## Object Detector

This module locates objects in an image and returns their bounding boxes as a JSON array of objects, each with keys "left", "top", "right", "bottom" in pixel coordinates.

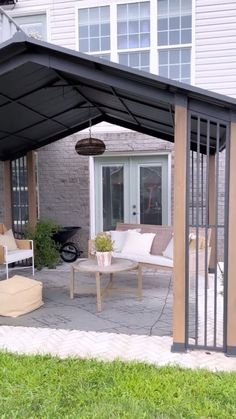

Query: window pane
[
  {"left": 79, "top": 26, "right": 88, "bottom": 38},
  {"left": 158, "top": 31, "right": 168, "bottom": 45},
  {"left": 169, "top": 30, "right": 180, "bottom": 44},
  {"left": 129, "top": 34, "right": 139, "bottom": 48},
  {"left": 117, "top": 4, "right": 127, "bottom": 20},
  {"left": 158, "top": 18, "right": 168, "bottom": 30},
  {"left": 90, "top": 24, "right": 99, "bottom": 37},
  {"left": 129, "top": 20, "right": 139, "bottom": 34},
  {"left": 181, "top": 63, "right": 190, "bottom": 77},
  {"left": 140, "top": 2, "right": 150, "bottom": 18},
  {"left": 141, "top": 52, "right": 149, "bottom": 65},
  {"left": 103, "top": 166, "right": 124, "bottom": 231},
  {"left": 101, "top": 37, "right": 110, "bottom": 50},
  {"left": 89, "top": 8, "right": 99, "bottom": 23},
  {"left": 181, "top": 29, "right": 191, "bottom": 43},
  {"left": 130, "top": 52, "right": 139, "bottom": 66},
  {"left": 181, "top": 48, "right": 190, "bottom": 61},
  {"left": 170, "top": 16, "right": 180, "bottom": 29},
  {"left": 118, "top": 22, "right": 127, "bottom": 35},
  {"left": 119, "top": 54, "right": 129, "bottom": 65},
  {"left": 159, "top": 65, "right": 168, "bottom": 77},
  {"left": 158, "top": 0, "right": 168, "bottom": 15},
  {"left": 101, "top": 6, "right": 110, "bottom": 21},
  {"left": 128, "top": 3, "right": 139, "bottom": 18},
  {"left": 181, "top": 15, "right": 191, "bottom": 28},
  {"left": 79, "top": 9, "right": 88, "bottom": 24},
  {"left": 118, "top": 35, "right": 128, "bottom": 49},
  {"left": 90, "top": 38, "right": 100, "bottom": 51},
  {"left": 101, "top": 23, "right": 110, "bottom": 36},
  {"left": 140, "top": 19, "right": 150, "bottom": 33},
  {"left": 170, "top": 64, "right": 180, "bottom": 78},
  {"left": 159, "top": 50, "right": 168, "bottom": 64},
  {"left": 79, "top": 39, "right": 89, "bottom": 52},
  {"left": 140, "top": 33, "right": 150, "bottom": 47},
  {"left": 170, "top": 49, "right": 179, "bottom": 63}
]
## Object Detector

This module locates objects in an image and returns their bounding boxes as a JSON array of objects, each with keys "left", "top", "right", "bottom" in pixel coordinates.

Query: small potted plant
[{"left": 94, "top": 232, "right": 113, "bottom": 267}]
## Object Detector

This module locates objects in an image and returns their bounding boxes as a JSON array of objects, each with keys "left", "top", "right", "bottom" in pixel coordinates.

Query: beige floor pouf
[{"left": 0, "top": 275, "right": 43, "bottom": 317}]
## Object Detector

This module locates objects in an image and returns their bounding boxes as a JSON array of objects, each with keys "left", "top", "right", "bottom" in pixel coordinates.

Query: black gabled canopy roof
[{"left": 0, "top": 32, "right": 236, "bottom": 161}]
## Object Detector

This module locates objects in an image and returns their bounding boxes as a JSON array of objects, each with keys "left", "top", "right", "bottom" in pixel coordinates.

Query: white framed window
[
  {"left": 119, "top": 50, "right": 150, "bottom": 71},
  {"left": 78, "top": 6, "right": 110, "bottom": 53},
  {"left": 13, "top": 14, "right": 47, "bottom": 40},
  {"left": 117, "top": 2, "right": 150, "bottom": 50},
  {"left": 157, "top": 0, "right": 192, "bottom": 46},
  {"left": 159, "top": 47, "right": 191, "bottom": 82},
  {"left": 77, "top": 0, "right": 192, "bottom": 82}
]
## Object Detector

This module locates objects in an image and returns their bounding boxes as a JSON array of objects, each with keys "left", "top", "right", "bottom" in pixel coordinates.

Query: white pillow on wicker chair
[{"left": 0, "top": 231, "right": 18, "bottom": 250}]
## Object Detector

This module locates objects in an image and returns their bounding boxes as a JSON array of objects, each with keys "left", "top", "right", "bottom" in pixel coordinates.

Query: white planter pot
[{"left": 96, "top": 251, "right": 112, "bottom": 267}]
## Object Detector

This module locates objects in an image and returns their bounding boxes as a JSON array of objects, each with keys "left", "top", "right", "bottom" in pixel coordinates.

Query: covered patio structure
[{"left": 0, "top": 32, "right": 235, "bottom": 355}]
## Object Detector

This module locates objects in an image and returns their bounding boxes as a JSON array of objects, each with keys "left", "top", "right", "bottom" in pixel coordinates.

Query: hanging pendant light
[{"left": 75, "top": 115, "right": 106, "bottom": 156}]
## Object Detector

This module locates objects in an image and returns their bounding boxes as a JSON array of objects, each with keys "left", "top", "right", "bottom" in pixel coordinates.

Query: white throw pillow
[
  {"left": 162, "top": 237, "right": 173, "bottom": 260},
  {"left": 110, "top": 230, "right": 128, "bottom": 252},
  {"left": 110, "top": 229, "right": 141, "bottom": 253},
  {"left": 122, "top": 230, "right": 155, "bottom": 256},
  {"left": 0, "top": 231, "right": 18, "bottom": 250}
]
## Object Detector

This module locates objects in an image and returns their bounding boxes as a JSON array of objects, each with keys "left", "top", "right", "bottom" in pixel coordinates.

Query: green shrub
[{"left": 25, "top": 219, "right": 61, "bottom": 269}]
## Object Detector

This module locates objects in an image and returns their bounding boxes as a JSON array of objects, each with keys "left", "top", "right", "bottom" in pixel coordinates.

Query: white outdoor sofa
[
  {"left": 89, "top": 223, "right": 212, "bottom": 277},
  {"left": 0, "top": 224, "right": 34, "bottom": 279}
]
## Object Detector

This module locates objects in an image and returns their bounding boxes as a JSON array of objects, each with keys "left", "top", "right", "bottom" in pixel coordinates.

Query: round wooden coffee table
[{"left": 70, "top": 258, "right": 142, "bottom": 312}]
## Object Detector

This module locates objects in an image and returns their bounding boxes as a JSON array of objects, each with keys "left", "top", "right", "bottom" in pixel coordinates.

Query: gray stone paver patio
[
  {"left": 0, "top": 264, "right": 173, "bottom": 336},
  {"left": 0, "top": 264, "right": 235, "bottom": 372}
]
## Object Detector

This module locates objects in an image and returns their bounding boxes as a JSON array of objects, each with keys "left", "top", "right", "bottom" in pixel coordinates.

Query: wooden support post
[
  {"left": 226, "top": 120, "right": 236, "bottom": 356},
  {"left": 208, "top": 155, "right": 216, "bottom": 272},
  {"left": 27, "top": 151, "right": 37, "bottom": 229},
  {"left": 171, "top": 98, "right": 188, "bottom": 352},
  {"left": 3, "top": 161, "right": 12, "bottom": 229}
]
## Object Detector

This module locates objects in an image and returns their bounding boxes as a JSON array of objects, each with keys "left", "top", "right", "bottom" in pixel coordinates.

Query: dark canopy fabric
[{"left": 0, "top": 32, "right": 236, "bottom": 160}]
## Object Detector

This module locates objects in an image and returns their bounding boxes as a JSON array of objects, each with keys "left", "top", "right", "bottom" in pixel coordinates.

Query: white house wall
[{"left": 195, "top": 0, "right": 236, "bottom": 97}]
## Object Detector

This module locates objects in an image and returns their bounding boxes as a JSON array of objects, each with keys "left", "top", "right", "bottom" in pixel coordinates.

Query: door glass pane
[
  {"left": 102, "top": 166, "right": 124, "bottom": 231},
  {"left": 140, "top": 166, "right": 162, "bottom": 225}
]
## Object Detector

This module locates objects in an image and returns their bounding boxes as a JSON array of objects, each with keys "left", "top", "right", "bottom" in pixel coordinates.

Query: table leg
[
  {"left": 137, "top": 265, "right": 143, "bottom": 300},
  {"left": 70, "top": 266, "right": 75, "bottom": 299},
  {"left": 95, "top": 272, "right": 102, "bottom": 312}
]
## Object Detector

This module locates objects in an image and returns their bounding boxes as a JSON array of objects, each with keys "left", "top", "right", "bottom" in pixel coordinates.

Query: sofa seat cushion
[
  {"left": 0, "top": 275, "right": 43, "bottom": 317},
  {"left": 5, "top": 249, "right": 33, "bottom": 263},
  {"left": 112, "top": 252, "right": 173, "bottom": 268}
]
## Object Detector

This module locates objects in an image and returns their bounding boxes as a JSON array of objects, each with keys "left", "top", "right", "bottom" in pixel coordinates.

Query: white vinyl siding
[{"left": 195, "top": 0, "right": 236, "bottom": 97}]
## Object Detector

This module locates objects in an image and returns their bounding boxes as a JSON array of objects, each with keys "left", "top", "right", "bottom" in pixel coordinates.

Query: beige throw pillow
[{"left": 0, "top": 231, "right": 18, "bottom": 250}]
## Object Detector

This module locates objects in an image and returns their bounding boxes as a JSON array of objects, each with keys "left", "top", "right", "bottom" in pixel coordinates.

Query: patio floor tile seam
[{"left": 0, "top": 326, "right": 235, "bottom": 372}]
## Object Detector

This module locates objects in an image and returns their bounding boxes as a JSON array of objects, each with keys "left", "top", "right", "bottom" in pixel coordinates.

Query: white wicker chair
[{"left": 0, "top": 224, "right": 34, "bottom": 279}]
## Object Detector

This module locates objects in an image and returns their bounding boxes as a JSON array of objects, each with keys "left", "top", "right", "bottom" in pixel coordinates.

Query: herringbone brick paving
[{"left": 0, "top": 325, "right": 235, "bottom": 371}]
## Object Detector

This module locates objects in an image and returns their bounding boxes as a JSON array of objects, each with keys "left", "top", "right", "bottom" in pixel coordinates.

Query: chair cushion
[
  {"left": 5, "top": 249, "right": 33, "bottom": 263},
  {"left": 0, "top": 231, "right": 18, "bottom": 250},
  {"left": 112, "top": 251, "right": 173, "bottom": 268},
  {"left": 0, "top": 275, "right": 43, "bottom": 317}
]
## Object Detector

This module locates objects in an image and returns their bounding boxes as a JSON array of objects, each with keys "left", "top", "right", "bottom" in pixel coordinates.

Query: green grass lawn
[{"left": 0, "top": 352, "right": 236, "bottom": 418}]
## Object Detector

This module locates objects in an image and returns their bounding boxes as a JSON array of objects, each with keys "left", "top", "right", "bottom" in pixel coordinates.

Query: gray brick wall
[{"left": 37, "top": 130, "right": 174, "bottom": 254}]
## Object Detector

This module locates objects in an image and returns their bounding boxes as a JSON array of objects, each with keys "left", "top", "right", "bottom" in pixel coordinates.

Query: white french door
[{"left": 94, "top": 155, "right": 169, "bottom": 233}]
